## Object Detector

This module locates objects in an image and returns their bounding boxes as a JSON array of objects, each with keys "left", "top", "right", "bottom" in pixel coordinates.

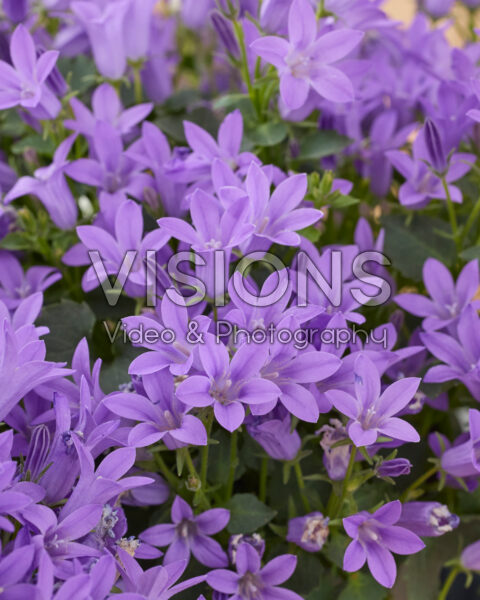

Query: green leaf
[
  {"left": 324, "top": 533, "right": 349, "bottom": 569},
  {"left": 226, "top": 493, "right": 277, "bottom": 534},
  {"left": 338, "top": 573, "right": 388, "bottom": 600},
  {"left": 12, "top": 134, "right": 56, "bottom": 157},
  {"left": 58, "top": 55, "right": 97, "bottom": 94},
  {"left": 460, "top": 245, "right": 480, "bottom": 261},
  {"left": 306, "top": 584, "right": 339, "bottom": 600},
  {"left": 99, "top": 339, "right": 142, "bottom": 394},
  {"left": 213, "top": 94, "right": 255, "bottom": 120},
  {"left": 287, "top": 554, "right": 327, "bottom": 596},
  {"left": 298, "top": 130, "right": 351, "bottom": 160},
  {"left": 37, "top": 300, "right": 96, "bottom": 363},
  {"left": 247, "top": 122, "right": 288, "bottom": 147},
  {"left": 164, "top": 89, "right": 202, "bottom": 112},
  {"left": 329, "top": 195, "right": 360, "bottom": 209},
  {"left": 0, "top": 232, "right": 31, "bottom": 251},
  {"left": 382, "top": 214, "right": 456, "bottom": 281},
  {"left": 298, "top": 226, "right": 321, "bottom": 243}
]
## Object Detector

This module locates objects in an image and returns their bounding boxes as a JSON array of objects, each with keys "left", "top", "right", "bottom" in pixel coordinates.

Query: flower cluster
[{"left": 1, "top": 1, "right": 480, "bottom": 599}]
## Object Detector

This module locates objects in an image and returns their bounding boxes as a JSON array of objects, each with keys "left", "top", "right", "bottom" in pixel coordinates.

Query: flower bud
[
  {"left": 461, "top": 540, "right": 480, "bottom": 570},
  {"left": 318, "top": 419, "right": 350, "bottom": 481},
  {"left": 287, "top": 512, "right": 329, "bottom": 552},
  {"left": 3, "top": 0, "right": 28, "bottom": 22},
  {"left": 376, "top": 458, "right": 412, "bottom": 478},
  {"left": 229, "top": 534, "right": 265, "bottom": 565},
  {"left": 186, "top": 475, "right": 201, "bottom": 492},
  {"left": 246, "top": 411, "right": 300, "bottom": 461},
  {"left": 211, "top": 12, "right": 239, "bottom": 58},
  {"left": 424, "top": 118, "right": 447, "bottom": 172},
  {"left": 398, "top": 502, "right": 459, "bottom": 537}
]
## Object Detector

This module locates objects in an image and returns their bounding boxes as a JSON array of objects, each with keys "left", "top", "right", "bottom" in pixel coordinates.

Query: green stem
[
  {"left": 232, "top": 20, "right": 260, "bottom": 118},
  {"left": 184, "top": 448, "right": 211, "bottom": 509},
  {"left": 259, "top": 456, "right": 269, "bottom": 503},
  {"left": 333, "top": 446, "right": 356, "bottom": 518},
  {"left": 133, "top": 65, "right": 143, "bottom": 104},
  {"left": 400, "top": 465, "right": 438, "bottom": 502},
  {"left": 438, "top": 567, "right": 460, "bottom": 600},
  {"left": 294, "top": 461, "right": 311, "bottom": 513},
  {"left": 225, "top": 429, "right": 238, "bottom": 501},
  {"left": 200, "top": 410, "right": 214, "bottom": 492},
  {"left": 442, "top": 178, "right": 459, "bottom": 249},
  {"left": 155, "top": 452, "right": 179, "bottom": 493},
  {"left": 460, "top": 195, "right": 480, "bottom": 247}
]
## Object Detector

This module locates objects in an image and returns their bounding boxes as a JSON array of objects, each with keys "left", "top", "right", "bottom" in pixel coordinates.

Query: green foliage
[
  {"left": 382, "top": 214, "right": 457, "bottom": 280},
  {"left": 37, "top": 300, "right": 96, "bottom": 363},
  {"left": 226, "top": 493, "right": 277, "bottom": 534}
]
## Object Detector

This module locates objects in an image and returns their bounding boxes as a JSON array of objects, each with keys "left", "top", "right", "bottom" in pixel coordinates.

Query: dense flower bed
[{"left": 2, "top": 0, "right": 480, "bottom": 599}]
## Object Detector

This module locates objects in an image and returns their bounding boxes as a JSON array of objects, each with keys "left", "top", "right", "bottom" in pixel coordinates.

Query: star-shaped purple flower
[
  {"left": 325, "top": 354, "right": 421, "bottom": 447},
  {"left": 251, "top": 0, "right": 363, "bottom": 110},
  {"left": 343, "top": 500, "right": 425, "bottom": 588},
  {"left": 140, "top": 495, "right": 229, "bottom": 568},
  {"left": 207, "top": 542, "right": 302, "bottom": 600}
]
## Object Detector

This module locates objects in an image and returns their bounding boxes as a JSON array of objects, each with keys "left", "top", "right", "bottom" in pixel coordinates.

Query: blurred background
[{"left": 384, "top": 0, "right": 478, "bottom": 45}]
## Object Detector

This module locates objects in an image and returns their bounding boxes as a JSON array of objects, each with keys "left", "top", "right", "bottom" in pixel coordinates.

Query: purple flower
[
  {"left": 229, "top": 535, "right": 265, "bottom": 565},
  {"left": 343, "top": 500, "right": 425, "bottom": 588},
  {"left": 65, "top": 121, "right": 153, "bottom": 200},
  {"left": 386, "top": 129, "right": 475, "bottom": 208},
  {"left": 124, "top": 293, "right": 211, "bottom": 377},
  {"left": 126, "top": 121, "right": 187, "bottom": 217},
  {"left": 207, "top": 542, "right": 302, "bottom": 600},
  {"left": 246, "top": 408, "right": 301, "bottom": 461},
  {"left": 158, "top": 188, "right": 253, "bottom": 252},
  {"left": 113, "top": 551, "right": 206, "bottom": 599},
  {"left": 140, "top": 496, "right": 229, "bottom": 568},
  {"left": 64, "top": 199, "right": 169, "bottom": 296},
  {"left": 3, "top": 0, "right": 28, "bottom": 22},
  {"left": 0, "top": 321, "right": 69, "bottom": 423},
  {"left": 50, "top": 555, "right": 117, "bottom": 600},
  {"left": 326, "top": 355, "right": 421, "bottom": 447},
  {"left": 362, "top": 110, "right": 416, "bottom": 197},
  {"left": 422, "top": 0, "right": 455, "bottom": 18},
  {"left": 255, "top": 325, "right": 341, "bottom": 422},
  {"left": 212, "top": 12, "right": 239, "bottom": 57},
  {"left": 397, "top": 502, "right": 459, "bottom": 537},
  {"left": 59, "top": 444, "right": 154, "bottom": 517},
  {"left": 422, "top": 306, "right": 480, "bottom": 400},
  {"left": 461, "top": 540, "right": 480, "bottom": 570},
  {"left": 176, "top": 336, "right": 281, "bottom": 432},
  {"left": 165, "top": 110, "right": 258, "bottom": 184},
  {"left": 287, "top": 512, "right": 330, "bottom": 552},
  {"left": 5, "top": 134, "right": 78, "bottom": 229},
  {"left": 122, "top": 470, "right": 169, "bottom": 507},
  {"left": 437, "top": 409, "right": 480, "bottom": 479},
  {"left": 376, "top": 458, "right": 412, "bottom": 478},
  {"left": 0, "top": 25, "right": 60, "bottom": 117},
  {"left": 251, "top": 0, "right": 363, "bottom": 109},
  {"left": 104, "top": 371, "right": 208, "bottom": 449},
  {"left": 0, "top": 544, "right": 36, "bottom": 598},
  {"left": 0, "top": 250, "right": 61, "bottom": 309},
  {"left": 124, "top": 0, "right": 157, "bottom": 61},
  {"left": 424, "top": 118, "right": 447, "bottom": 172},
  {"left": 0, "top": 439, "right": 39, "bottom": 532},
  {"left": 242, "top": 162, "right": 323, "bottom": 249},
  {"left": 21, "top": 502, "right": 103, "bottom": 565},
  {"left": 72, "top": 0, "right": 130, "bottom": 80},
  {"left": 395, "top": 258, "right": 479, "bottom": 331},
  {"left": 64, "top": 82, "right": 153, "bottom": 139},
  {"left": 318, "top": 418, "right": 351, "bottom": 480},
  {"left": 0, "top": 205, "right": 16, "bottom": 241}
]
